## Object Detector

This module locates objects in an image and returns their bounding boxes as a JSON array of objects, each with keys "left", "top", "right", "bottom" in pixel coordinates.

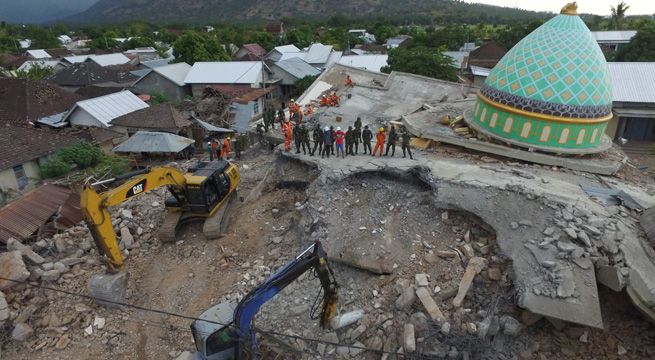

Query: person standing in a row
[
  {"left": 385, "top": 125, "right": 397, "bottom": 157},
  {"left": 311, "top": 123, "right": 323, "bottom": 156},
  {"left": 300, "top": 124, "right": 311, "bottom": 155},
  {"left": 362, "top": 125, "right": 372, "bottom": 154},
  {"left": 335, "top": 127, "right": 346, "bottom": 159},
  {"left": 352, "top": 124, "right": 361, "bottom": 154},
  {"left": 372, "top": 127, "right": 385, "bottom": 156},
  {"left": 322, "top": 126, "right": 334, "bottom": 158}
]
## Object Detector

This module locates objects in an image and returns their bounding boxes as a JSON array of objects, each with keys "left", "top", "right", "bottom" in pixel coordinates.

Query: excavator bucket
[{"left": 88, "top": 271, "right": 128, "bottom": 307}]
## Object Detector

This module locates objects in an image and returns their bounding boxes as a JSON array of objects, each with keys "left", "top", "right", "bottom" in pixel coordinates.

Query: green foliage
[
  {"left": 14, "top": 64, "right": 52, "bottom": 80},
  {"left": 122, "top": 36, "right": 155, "bottom": 50},
  {"left": 40, "top": 157, "right": 71, "bottom": 179},
  {"left": 615, "top": 22, "right": 655, "bottom": 61},
  {"left": 24, "top": 26, "right": 59, "bottom": 49},
  {"left": 150, "top": 92, "right": 171, "bottom": 105},
  {"left": 610, "top": 2, "right": 630, "bottom": 30},
  {"left": 381, "top": 46, "right": 456, "bottom": 82},
  {"left": 494, "top": 20, "right": 543, "bottom": 50},
  {"left": 89, "top": 33, "right": 119, "bottom": 49},
  {"left": 285, "top": 28, "right": 313, "bottom": 49},
  {"left": 293, "top": 75, "right": 318, "bottom": 97},
  {"left": 173, "top": 31, "right": 230, "bottom": 64},
  {"left": 371, "top": 23, "right": 399, "bottom": 44},
  {"left": 57, "top": 142, "right": 103, "bottom": 169},
  {"left": 409, "top": 25, "right": 470, "bottom": 51},
  {"left": 95, "top": 154, "right": 130, "bottom": 177}
]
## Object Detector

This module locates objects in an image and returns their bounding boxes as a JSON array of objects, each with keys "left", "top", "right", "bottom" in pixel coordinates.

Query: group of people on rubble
[
  {"left": 259, "top": 115, "right": 414, "bottom": 160},
  {"left": 206, "top": 135, "right": 242, "bottom": 161}
]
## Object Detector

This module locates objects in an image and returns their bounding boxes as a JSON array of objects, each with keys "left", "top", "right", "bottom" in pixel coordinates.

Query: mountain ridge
[
  {"left": 66, "top": 0, "right": 551, "bottom": 25},
  {"left": 0, "top": 0, "right": 98, "bottom": 24}
]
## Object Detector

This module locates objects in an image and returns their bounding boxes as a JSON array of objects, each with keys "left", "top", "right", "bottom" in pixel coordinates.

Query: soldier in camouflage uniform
[
  {"left": 311, "top": 124, "right": 322, "bottom": 156},
  {"left": 352, "top": 124, "right": 361, "bottom": 155},
  {"left": 293, "top": 123, "right": 302, "bottom": 154},
  {"left": 300, "top": 124, "right": 311, "bottom": 155},
  {"left": 345, "top": 126, "right": 354, "bottom": 156}
]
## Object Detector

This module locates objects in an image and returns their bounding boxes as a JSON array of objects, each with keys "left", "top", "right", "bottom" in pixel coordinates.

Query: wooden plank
[{"left": 410, "top": 138, "right": 432, "bottom": 149}]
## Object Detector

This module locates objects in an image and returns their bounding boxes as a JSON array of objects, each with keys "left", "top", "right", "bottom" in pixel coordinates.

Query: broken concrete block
[
  {"left": 415, "top": 274, "right": 429, "bottom": 287},
  {"left": 556, "top": 241, "right": 578, "bottom": 253},
  {"left": 453, "top": 257, "right": 487, "bottom": 308},
  {"left": 175, "top": 351, "right": 193, "bottom": 360},
  {"left": 556, "top": 268, "right": 576, "bottom": 298},
  {"left": 0, "top": 251, "right": 31, "bottom": 290},
  {"left": 395, "top": 286, "right": 416, "bottom": 310},
  {"left": 11, "top": 323, "right": 34, "bottom": 341},
  {"left": 331, "top": 310, "right": 364, "bottom": 330},
  {"left": 120, "top": 226, "right": 135, "bottom": 250},
  {"left": 403, "top": 324, "right": 416, "bottom": 352},
  {"left": 41, "top": 269, "right": 61, "bottom": 282},
  {"left": 436, "top": 250, "right": 458, "bottom": 258},
  {"left": 500, "top": 315, "right": 522, "bottom": 335},
  {"left": 478, "top": 316, "right": 500, "bottom": 339},
  {"left": 6, "top": 238, "right": 45, "bottom": 264},
  {"left": 416, "top": 287, "right": 445, "bottom": 322},
  {"left": 460, "top": 244, "right": 475, "bottom": 259},
  {"left": 582, "top": 224, "right": 601, "bottom": 236},
  {"left": 596, "top": 266, "right": 626, "bottom": 292},
  {"left": 0, "top": 290, "right": 8, "bottom": 326},
  {"left": 577, "top": 231, "right": 592, "bottom": 248},
  {"left": 487, "top": 268, "right": 502, "bottom": 281},
  {"left": 521, "top": 310, "right": 543, "bottom": 326},
  {"left": 543, "top": 227, "right": 556, "bottom": 236},
  {"left": 564, "top": 228, "right": 578, "bottom": 239}
]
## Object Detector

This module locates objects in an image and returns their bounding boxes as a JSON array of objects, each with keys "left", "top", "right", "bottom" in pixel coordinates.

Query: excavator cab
[
  {"left": 166, "top": 161, "right": 238, "bottom": 214},
  {"left": 191, "top": 301, "right": 238, "bottom": 360}
]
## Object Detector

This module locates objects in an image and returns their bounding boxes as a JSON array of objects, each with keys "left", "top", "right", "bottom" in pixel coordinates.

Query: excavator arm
[
  {"left": 80, "top": 167, "right": 187, "bottom": 272},
  {"left": 191, "top": 241, "right": 339, "bottom": 360}
]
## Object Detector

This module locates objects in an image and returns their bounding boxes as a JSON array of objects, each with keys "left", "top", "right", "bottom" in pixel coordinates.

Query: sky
[{"left": 464, "top": 0, "right": 655, "bottom": 16}]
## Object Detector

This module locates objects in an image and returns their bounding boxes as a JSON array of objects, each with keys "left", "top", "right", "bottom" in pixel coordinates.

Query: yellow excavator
[{"left": 80, "top": 160, "right": 240, "bottom": 304}]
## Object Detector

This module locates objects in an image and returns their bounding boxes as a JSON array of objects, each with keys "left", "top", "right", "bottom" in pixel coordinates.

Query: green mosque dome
[{"left": 467, "top": 2, "right": 613, "bottom": 154}]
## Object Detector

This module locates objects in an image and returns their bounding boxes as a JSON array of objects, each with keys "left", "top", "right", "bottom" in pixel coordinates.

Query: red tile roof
[
  {"left": 110, "top": 103, "right": 192, "bottom": 130},
  {"left": 0, "top": 79, "right": 84, "bottom": 126},
  {"left": 0, "top": 124, "right": 80, "bottom": 170},
  {"left": 241, "top": 43, "right": 267, "bottom": 57},
  {"left": 209, "top": 85, "right": 276, "bottom": 104}
]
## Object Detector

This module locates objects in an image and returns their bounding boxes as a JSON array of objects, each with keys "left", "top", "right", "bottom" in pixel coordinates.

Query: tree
[
  {"left": 494, "top": 20, "right": 543, "bottom": 50},
  {"left": 122, "top": 36, "right": 155, "bottom": 50},
  {"left": 285, "top": 28, "right": 313, "bottom": 49},
  {"left": 89, "top": 32, "right": 119, "bottom": 50},
  {"left": 615, "top": 22, "right": 655, "bottom": 61},
  {"left": 15, "top": 63, "right": 52, "bottom": 80},
  {"left": 611, "top": 2, "right": 630, "bottom": 30},
  {"left": 293, "top": 75, "right": 318, "bottom": 97},
  {"left": 173, "top": 32, "right": 230, "bottom": 64},
  {"left": 381, "top": 46, "right": 457, "bottom": 82}
]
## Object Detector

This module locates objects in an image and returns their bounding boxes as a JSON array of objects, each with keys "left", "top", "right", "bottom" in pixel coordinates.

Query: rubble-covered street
[{"left": 2, "top": 144, "right": 655, "bottom": 359}]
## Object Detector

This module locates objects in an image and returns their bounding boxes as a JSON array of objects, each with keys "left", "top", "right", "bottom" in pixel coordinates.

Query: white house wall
[{"left": 68, "top": 108, "right": 106, "bottom": 128}]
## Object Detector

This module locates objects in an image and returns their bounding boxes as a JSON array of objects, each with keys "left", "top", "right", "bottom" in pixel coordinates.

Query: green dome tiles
[{"left": 467, "top": 4, "right": 613, "bottom": 154}]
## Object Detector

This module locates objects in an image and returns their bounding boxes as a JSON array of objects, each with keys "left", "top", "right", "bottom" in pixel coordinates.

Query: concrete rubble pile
[{"left": 0, "top": 188, "right": 169, "bottom": 350}]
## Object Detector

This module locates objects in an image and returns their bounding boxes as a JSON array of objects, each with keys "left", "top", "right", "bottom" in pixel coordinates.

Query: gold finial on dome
[{"left": 560, "top": 2, "right": 578, "bottom": 15}]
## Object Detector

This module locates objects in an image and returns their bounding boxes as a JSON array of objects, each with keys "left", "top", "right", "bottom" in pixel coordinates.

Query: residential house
[
  {"left": 352, "top": 44, "right": 387, "bottom": 54},
  {"left": 467, "top": 41, "right": 507, "bottom": 69},
  {"left": 26, "top": 49, "right": 52, "bottom": 60},
  {"left": 19, "top": 40, "right": 32, "bottom": 49},
  {"left": 184, "top": 61, "right": 267, "bottom": 98},
  {"left": 605, "top": 62, "right": 655, "bottom": 143},
  {"left": 269, "top": 57, "right": 321, "bottom": 97},
  {"left": 443, "top": 51, "right": 470, "bottom": 72},
  {"left": 234, "top": 43, "right": 267, "bottom": 61},
  {"left": 348, "top": 29, "right": 376, "bottom": 44},
  {"left": 338, "top": 55, "right": 388, "bottom": 72},
  {"left": 139, "top": 58, "right": 174, "bottom": 69},
  {"left": 266, "top": 45, "right": 301, "bottom": 62},
  {"left": 62, "top": 90, "right": 149, "bottom": 128},
  {"left": 57, "top": 35, "right": 73, "bottom": 44},
  {"left": 0, "top": 53, "right": 30, "bottom": 70},
  {"left": 61, "top": 53, "right": 131, "bottom": 67},
  {"left": 110, "top": 103, "right": 193, "bottom": 136},
  {"left": 17, "top": 60, "right": 66, "bottom": 74},
  {"left": 209, "top": 85, "right": 276, "bottom": 132},
  {"left": 65, "top": 126, "right": 127, "bottom": 153},
  {"left": 265, "top": 22, "right": 286, "bottom": 37},
  {"left": 277, "top": 43, "right": 343, "bottom": 70},
  {"left": 0, "top": 126, "right": 79, "bottom": 191},
  {"left": 384, "top": 35, "right": 412, "bottom": 49},
  {"left": 469, "top": 65, "right": 492, "bottom": 87},
  {"left": 47, "top": 62, "right": 139, "bottom": 92},
  {"left": 132, "top": 62, "right": 192, "bottom": 102},
  {"left": 592, "top": 31, "right": 636, "bottom": 51},
  {"left": 0, "top": 78, "right": 84, "bottom": 127}
]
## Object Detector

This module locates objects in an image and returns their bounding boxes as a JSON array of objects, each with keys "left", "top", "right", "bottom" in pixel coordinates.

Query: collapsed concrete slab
[{"left": 279, "top": 148, "right": 655, "bottom": 328}]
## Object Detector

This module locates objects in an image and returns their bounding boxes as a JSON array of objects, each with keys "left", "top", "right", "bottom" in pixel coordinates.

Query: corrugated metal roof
[
  {"left": 592, "top": 31, "right": 637, "bottom": 43},
  {"left": 305, "top": 44, "right": 333, "bottom": 64},
  {"left": 26, "top": 49, "right": 51, "bottom": 59},
  {"left": 184, "top": 61, "right": 262, "bottom": 84},
  {"left": 338, "top": 55, "right": 388, "bottom": 72},
  {"left": 90, "top": 53, "right": 131, "bottom": 67},
  {"left": 274, "top": 58, "right": 321, "bottom": 79},
  {"left": 65, "top": 90, "right": 149, "bottom": 127},
  {"left": 443, "top": 51, "right": 469, "bottom": 69},
  {"left": 113, "top": 131, "right": 194, "bottom": 153},
  {"left": 141, "top": 58, "right": 174, "bottom": 69},
  {"left": 192, "top": 116, "right": 234, "bottom": 133},
  {"left": 470, "top": 65, "right": 491, "bottom": 77},
  {"left": 278, "top": 52, "right": 305, "bottom": 62},
  {"left": 274, "top": 45, "right": 300, "bottom": 54},
  {"left": 153, "top": 62, "right": 191, "bottom": 86},
  {"left": 17, "top": 60, "right": 61, "bottom": 72},
  {"left": 64, "top": 55, "right": 90, "bottom": 63},
  {"left": 607, "top": 62, "right": 655, "bottom": 103},
  {"left": 0, "top": 184, "right": 77, "bottom": 243}
]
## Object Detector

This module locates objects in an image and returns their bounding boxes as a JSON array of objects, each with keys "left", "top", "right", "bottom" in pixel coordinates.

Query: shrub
[
  {"left": 58, "top": 142, "right": 103, "bottom": 169},
  {"left": 95, "top": 154, "right": 131, "bottom": 177},
  {"left": 40, "top": 157, "right": 71, "bottom": 178}
]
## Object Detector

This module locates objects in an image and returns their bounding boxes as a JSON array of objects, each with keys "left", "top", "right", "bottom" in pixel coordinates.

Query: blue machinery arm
[{"left": 233, "top": 240, "right": 339, "bottom": 359}]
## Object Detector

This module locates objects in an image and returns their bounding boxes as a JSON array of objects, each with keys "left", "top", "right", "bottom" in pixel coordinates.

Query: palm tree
[{"left": 610, "top": 2, "right": 630, "bottom": 30}]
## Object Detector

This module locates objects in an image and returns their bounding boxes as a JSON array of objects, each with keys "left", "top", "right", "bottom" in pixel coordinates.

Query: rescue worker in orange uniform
[
  {"left": 320, "top": 95, "right": 329, "bottom": 107},
  {"left": 345, "top": 75, "right": 354, "bottom": 88},
  {"left": 372, "top": 127, "right": 386, "bottom": 157},
  {"left": 221, "top": 136, "right": 231, "bottom": 160},
  {"left": 282, "top": 120, "right": 293, "bottom": 152},
  {"left": 329, "top": 92, "right": 340, "bottom": 107}
]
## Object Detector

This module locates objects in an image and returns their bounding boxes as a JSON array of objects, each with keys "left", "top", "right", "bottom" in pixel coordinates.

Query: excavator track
[
  {"left": 203, "top": 191, "right": 238, "bottom": 239},
  {"left": 158, "top": 210, "right": 183, "bottom": 243}
]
